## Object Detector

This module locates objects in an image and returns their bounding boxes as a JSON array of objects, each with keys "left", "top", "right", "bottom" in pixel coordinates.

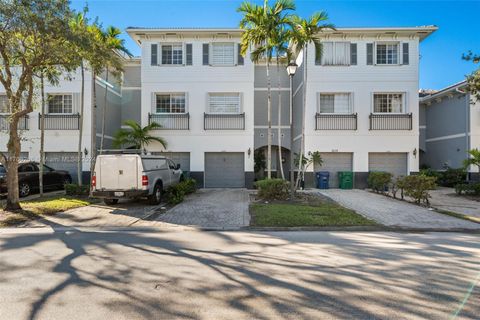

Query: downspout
[{"left": 456, "top": 87, "right": 470, "bottom": 180}]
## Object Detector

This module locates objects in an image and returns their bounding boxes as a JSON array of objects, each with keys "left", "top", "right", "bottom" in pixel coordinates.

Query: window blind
[
  {"left": 212, "top": 43, "right": 235, "bottom": 65},
  {"left": 208, "top": 93, "right": 240, "bottom": 113},
  {"left": 321, "top": 42, "right": 350, "bottom": 66}
]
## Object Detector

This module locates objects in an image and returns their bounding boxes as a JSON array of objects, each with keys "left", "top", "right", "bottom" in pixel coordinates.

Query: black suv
[{"left": 0, "top": 162, "right": 72, "bottom": 197}]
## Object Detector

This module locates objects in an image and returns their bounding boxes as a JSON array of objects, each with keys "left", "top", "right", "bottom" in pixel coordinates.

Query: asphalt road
[{"left": 0, "top": 228, "right": 479, "bottom": 320}]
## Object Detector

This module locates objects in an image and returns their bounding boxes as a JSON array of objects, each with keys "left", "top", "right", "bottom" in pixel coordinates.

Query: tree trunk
[
  {"left": 277, "top": 58, "right": 285, "bottom": 180},
  {"left": 266, "top": 56, "right": 272, "bottom": 179},
  {"left": 77, "top": 62, "right": 85, "bottom": 186},
  {"left": 5, "top": 119, "right": 21, "bottom": 211},
  {"left": 295, "top": 45, "right": 308, "bottom": 190},
  {"left": 100, "top": 68, "right": 108, "bottom": 152},
  {"left": 39, "top": 74, "right": 45, "bottom": 196},
  {"left": 90, "top": 71, "right": 97, "bottom": 190}
]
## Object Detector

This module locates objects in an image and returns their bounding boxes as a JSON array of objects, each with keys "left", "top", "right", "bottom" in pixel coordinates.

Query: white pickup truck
[{"left": 91, "top": 153, "right": 183, "bottom": 205}]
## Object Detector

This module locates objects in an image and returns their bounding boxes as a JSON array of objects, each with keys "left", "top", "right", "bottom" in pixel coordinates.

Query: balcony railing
[
  {"left": 38, "top": 113, "right": 80, "bottom": 130},
  {"left": 369, "top": 113, "right": 413, "bottom": 130},
  {"left": 315, "top": 113, "right": 357, "bottom": 130},
  {"left": 204, "top": 113, "right": 245, "bottom": 130},
  {"left": 0, "top": 114, "right": 29, "bottom": 130},
  {"left": 148, "top": 113, "right": 189, "bottom": 130}
]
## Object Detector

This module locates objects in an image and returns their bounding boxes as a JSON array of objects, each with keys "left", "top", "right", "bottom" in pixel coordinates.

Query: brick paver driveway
[
  {"left": 156, "top": 188, "right": 251, "bottom": 229},
  {"left": 309, "top": 189, "right": 480, "bottom": 230}
]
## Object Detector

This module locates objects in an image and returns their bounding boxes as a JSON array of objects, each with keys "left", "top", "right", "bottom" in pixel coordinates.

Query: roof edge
[{"left": 420, "top": 80, "right": 468, "bottom": 102}]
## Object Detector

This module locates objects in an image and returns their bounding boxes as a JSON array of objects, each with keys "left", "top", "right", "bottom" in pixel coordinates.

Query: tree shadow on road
[{"left": 0, "top": 224, "right": 479, "bottom": 320}]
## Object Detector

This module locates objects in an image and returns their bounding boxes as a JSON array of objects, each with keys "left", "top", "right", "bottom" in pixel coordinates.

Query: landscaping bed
[
  {"left": 250, "top": 193, "right": 377, "bottom": 228},
  {"left": 0, "top": 195, "right": 96, "bottom": 227}
]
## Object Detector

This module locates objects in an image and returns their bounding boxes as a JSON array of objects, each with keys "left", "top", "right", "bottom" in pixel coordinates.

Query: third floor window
[
  {"left": 376, "top": 43, "right": 399, "bottom": 65},
  {"left": 161, "top": 44, "right": 183, "bottom": 65},
  {"left": 211, "top": 43, "right": 235, "bottom": 66}
]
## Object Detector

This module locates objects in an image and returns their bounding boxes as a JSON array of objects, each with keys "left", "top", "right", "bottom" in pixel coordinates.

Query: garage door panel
[
  {"left": 205, "top": 152, "right": 244, "bottom": 188},
  {"left": 314, "top": 153, "right": 353, "bottom": 188},
  {"left": 45, "top": 152, "right": 78, "bottom": 181},
  {"left": 369, "top": 153, "right": 407, "bottom": 177}
]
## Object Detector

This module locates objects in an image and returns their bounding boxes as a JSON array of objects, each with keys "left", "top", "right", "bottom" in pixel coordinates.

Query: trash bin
[
  {"left": 338, "top": 171, "right": 353, "bottom": 189},
  {"left": 315, "top": 171, "right": 330, "bottom": 189}
]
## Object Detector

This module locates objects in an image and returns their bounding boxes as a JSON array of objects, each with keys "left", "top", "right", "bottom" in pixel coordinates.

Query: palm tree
[
  {"left": 100, "top": 26, "right": 132, "bottom": 152},
  {"left": 113, "top": 120, "right": 167, "bottom": 150},
  {"left": 290, "top": 12, "right": 334, "bottom": 188},
  {"left": 464, "top": 148, "right": 480, "bottom": 173},
  {"left": 238, "top": 0, "right": 295, "bottom": 179}
]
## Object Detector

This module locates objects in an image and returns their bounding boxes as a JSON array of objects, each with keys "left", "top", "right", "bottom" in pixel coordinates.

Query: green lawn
[
  {"left": 0, "top": 196, "right": 94, "bottom": 227},
  {"left": 250, "top": 203, "right": 377, "bottom": 227}
]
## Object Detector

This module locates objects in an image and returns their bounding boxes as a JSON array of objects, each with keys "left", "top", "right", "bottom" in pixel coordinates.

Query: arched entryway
[{"left": 254, "top": 146, "right": 291, "bottom": 181}]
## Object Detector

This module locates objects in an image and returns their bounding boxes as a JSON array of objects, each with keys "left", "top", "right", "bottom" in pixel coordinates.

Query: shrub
[
  {"left": 439, "top": 167, "right": 467, "bottom": 187},
  {"left": 420, "top": 168, "right": 441, "bottom": 180},
  {"left": 398, "top": 175, "right": 437, "bottom": 205},
  {"left": 368, "top": 172, "right": 392, "bottom": 193},
  {"left": 455, "top": 182, "right": 480, "bottom": 196},
  {"left": 65, "top": 183, "right": 90, "bottom": 196},
  {"left": 165, "top": 178, "right": 197, "bottom": 205},
  {"left": 255, "top": 179, "right": 290, "bottom": 200}
]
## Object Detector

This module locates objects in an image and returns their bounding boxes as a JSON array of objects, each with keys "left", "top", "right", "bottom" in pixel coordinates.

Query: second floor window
[
  {"left": 321, "top": 42, "right": 350, "bottom": 66},
  {"left": 0, "top": 95, "right": 9, "bottom": 113},
  {"left": 376, "top": 43, "right": 399, "bottom": 65},
  {"left": 318, "top": 93, "right": 352, "bottom": 113},
  {"left": 161, "top": 44, "right": 183, "bottom": 65},
  {"left": 155, "top": 93, "right": 186, "bottom": 113},
  {"left": 373, "top": 93, "right": 404, "bottom": 113},
  {"left": 211, "top": 43, "right": 235, "bottom": 66},
  {"left": 48, "top": 94, "right": 72, "bottom": 114},
  {"left": 208, "top": 93, "right": 240, "bottom": 113}
]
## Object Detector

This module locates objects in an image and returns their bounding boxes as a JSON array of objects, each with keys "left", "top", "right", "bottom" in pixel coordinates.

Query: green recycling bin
[{"left": 338, "top": 171, "right": 354, "bottom": 189}]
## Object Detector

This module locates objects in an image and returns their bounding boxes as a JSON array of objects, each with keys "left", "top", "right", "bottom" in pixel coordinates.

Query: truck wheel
[
  {"left": 148, "top": 183, "right": 162, "bottom": 205},
  {"left": 104, "top": 198, "right": 119, "bottom": 205}
]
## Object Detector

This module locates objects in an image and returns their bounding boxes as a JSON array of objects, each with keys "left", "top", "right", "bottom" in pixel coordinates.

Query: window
[
  {"left": 376, "top": 43, "right": 399, "bottom": 65},
  {"left": 47, "top": 94, "right": 73, "bottom": 114},
  {"left": 373, "top": 93, "right": 404, "bottom": 113},
  {"left": 186, "top": 44, "right": 193, "bottom": 65},
  {"left": 161, "top": 44, "right": 183, "bottom": 65},
  {"left": 0, "top": 95, "right": 9, "bottom": 113},
  {"left": 211, "top": 43, "right": 235, "bottom": 66},
  {"left": 208, "top": 93, "right": 240, "bottom": 113},
  {"left": 321, "top": 42, "right": 350, "bottom": 66},
  {"left": 318, "top": 93, "right": 352, "bottom": 113},
  {"left": 155, "top": 93, "right": 186, "bottom": 113}
]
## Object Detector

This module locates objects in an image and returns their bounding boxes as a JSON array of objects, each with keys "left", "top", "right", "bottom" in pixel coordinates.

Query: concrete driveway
[
  {"left": 156, "top": 189, "right": 251, "bottom": 229},
  {"left": 310, "top": 189, "right": 480, "bottom": 230}
]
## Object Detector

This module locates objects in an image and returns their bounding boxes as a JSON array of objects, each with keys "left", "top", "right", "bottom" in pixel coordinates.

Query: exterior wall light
[{"left": 286, "top": 62, "right": 298, "bottom": 76}]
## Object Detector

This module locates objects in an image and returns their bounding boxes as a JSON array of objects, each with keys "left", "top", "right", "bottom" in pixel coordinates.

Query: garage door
[
  {"left": 152, "top": 152, "right": 190, "bottom": 171},
  {"left": 205, "top": 152, "right": 245, "bottom": 188},
  {"left": 314, "top": 153, "right": 353, "bottom": 188},
  {"left": 369, "top": 153, "right": 408, "bottom": 177},
  {"left": 45, "top": 152, "right": 78, "bottom": 182}
]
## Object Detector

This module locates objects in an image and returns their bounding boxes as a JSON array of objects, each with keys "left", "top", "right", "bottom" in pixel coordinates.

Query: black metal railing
[
  {"left": 369, "top": 113, "right": 413, "bottom": 130},
  {"left": 204, "top": 113, "right": 245, "bottom": 130},
  {"left": 38, "top": 113, "right": 80, "bottom": 130},
  {"left": 315, "top": 113, "right": 357, "bottom": 130},
  {"left": 148, "top": 113, "right": 189, "bottom": 130},
  {"left": 0, "top": 114, "right": 29, "bottom": 130}
]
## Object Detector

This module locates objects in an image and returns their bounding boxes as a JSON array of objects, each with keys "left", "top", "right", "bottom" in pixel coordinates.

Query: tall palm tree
[
  {"left": 113, "top": 120, "right": 167, "bottom": 150},
  {"left": 238, "top": 0, "right": 295, "bottom": 179},
  {"left": 100, "top": 26, "right": 132, "bottom": 152},
  {"left": 290, "top": 12, "right": 334, "bottom": 188}
]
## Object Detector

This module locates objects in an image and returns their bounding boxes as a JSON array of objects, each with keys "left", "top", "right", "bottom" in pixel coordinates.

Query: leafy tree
[
  {"left": 238, "top": 0, "right": 295, "bottom": 179},
  {"left": 113, "top": 120, "right": 167, "bottom": 150},
  {"left": 464, "top": 148, "right": 480, "bottom": 173},
  {"left": 0, "top": 0, "right": 79, "bottom": 210},
  {"left": 463, "top": 51, "right": 480, "bottom": 102},
  {"left": 289, "top": 12, "right": 334, "bottom": 189},
  {"left": 99, "top": 26, "right": 132, "bottom": 152}
]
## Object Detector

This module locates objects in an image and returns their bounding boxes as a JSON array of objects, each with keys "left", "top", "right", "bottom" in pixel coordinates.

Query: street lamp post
[{"left": 286, "top": 62, "right": 298, "bottom": 200}]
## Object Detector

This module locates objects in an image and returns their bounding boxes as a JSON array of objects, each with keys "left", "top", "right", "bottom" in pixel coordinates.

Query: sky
[{"left": 71, "top": 0, "right": 480, "bottom": 90}]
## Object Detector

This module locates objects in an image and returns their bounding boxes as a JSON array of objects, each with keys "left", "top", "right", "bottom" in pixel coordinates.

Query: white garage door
[
  {"left": 369, "top": 153, "right": 408, "bottom": 177},
  {"left": 205, "top": 152, "right": 245, "bottom": 188},
  {"left": 314, "top": 153, "right": 353, "bottom": 188},
  {"left": 152, "top": 152, "right": 190, "bottom": 171},
  {"left": 45, "top": 152, "right": 78, "bottom": 181}
]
